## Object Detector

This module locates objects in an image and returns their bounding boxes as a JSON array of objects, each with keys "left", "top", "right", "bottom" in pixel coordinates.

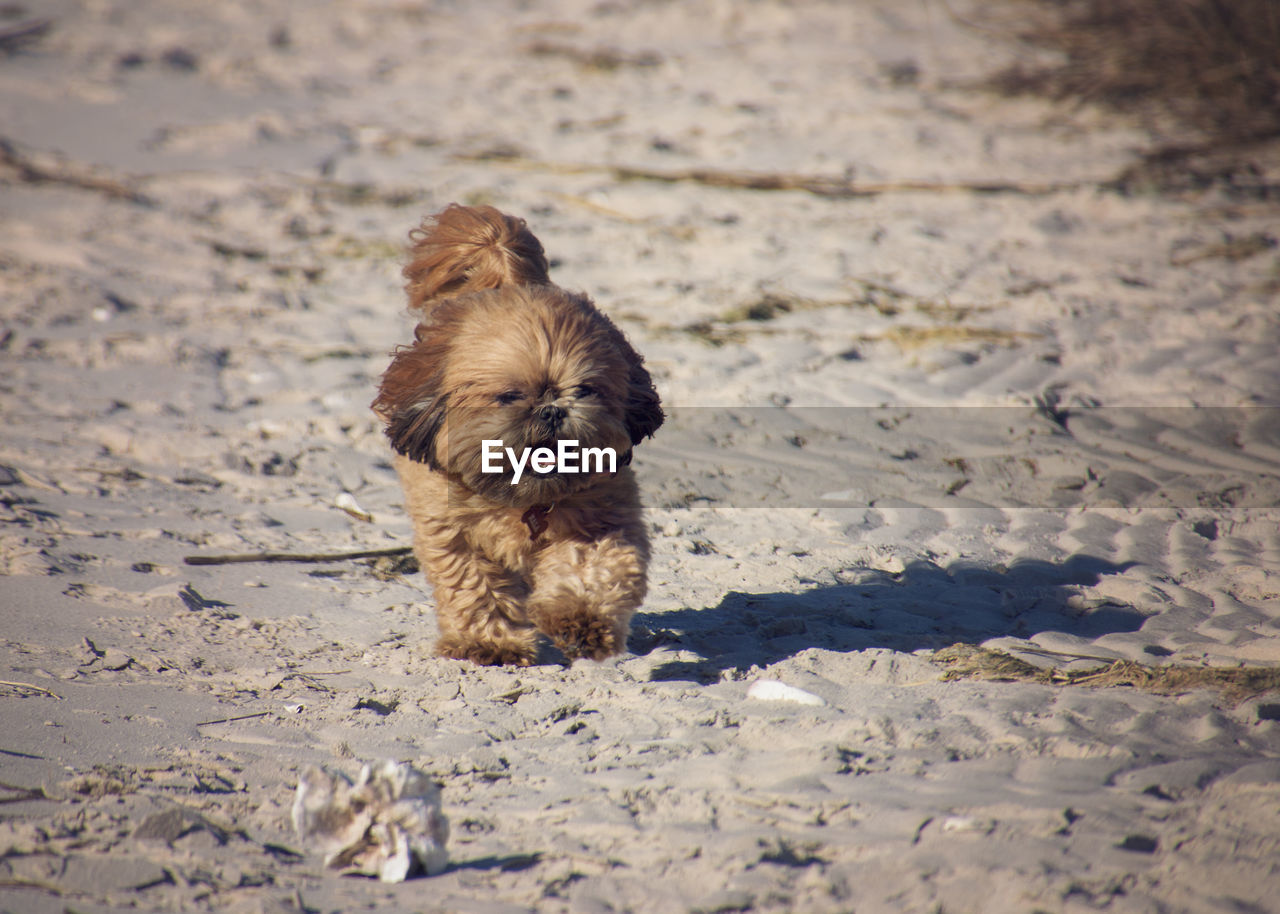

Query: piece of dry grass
[
  {"left": 876, "top": 325, "right": 1040, "bottom": 350},
  {"left": 983, "top": 0, "right": 1280, "bottom": 144},
  {"left": 523, "top": 39, "right": 662, "bottom": 71},
  {"left": 934, "top": 643, "right": 1280, "bottom": 704}
]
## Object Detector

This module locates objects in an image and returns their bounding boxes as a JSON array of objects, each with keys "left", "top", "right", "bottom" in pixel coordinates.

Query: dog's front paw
[
  {"left": 435, "top": 633, "right": 536, "bottom": 667},
  {"left": 537, "top": 610, "right": 625, "bottom": 662}
]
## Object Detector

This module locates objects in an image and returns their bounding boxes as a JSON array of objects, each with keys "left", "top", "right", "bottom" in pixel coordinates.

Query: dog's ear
[
  {"left": 383, "top": 393, "right": 448, "bottom": 468},
  {"left": 590, "top": 307, "right": 664, "bottom": 446},
  {"left": 372, "top": 342, "right": 449, "bottom": 468},
  {"left": 624, "top": 361, "right": 664, "bottom": 445}
]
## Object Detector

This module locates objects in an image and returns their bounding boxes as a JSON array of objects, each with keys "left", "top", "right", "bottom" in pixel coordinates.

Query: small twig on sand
[
  {"left": 184, "top": 546, "right": 413, "bottom": 566},
  {"left": 0, "top": 680, "right": 62, "bottom": 699},
  {"left": 196, "top": 711, "right": 272, "bottom": 727}
]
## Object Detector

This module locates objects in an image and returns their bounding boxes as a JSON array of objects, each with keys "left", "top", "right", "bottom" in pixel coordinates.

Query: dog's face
[{"left": 374, "top": 285, "right": 662, "bottom": 508}]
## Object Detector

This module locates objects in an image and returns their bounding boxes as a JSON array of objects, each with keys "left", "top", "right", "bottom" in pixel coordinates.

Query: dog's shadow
[{"left": 632, "top": 554, "right": 1141, "bottom": 681}]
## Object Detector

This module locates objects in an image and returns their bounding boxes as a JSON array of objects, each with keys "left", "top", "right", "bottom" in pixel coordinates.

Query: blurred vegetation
[{"left": 986, "top": 0, "right": 1280, "bottom": 145}]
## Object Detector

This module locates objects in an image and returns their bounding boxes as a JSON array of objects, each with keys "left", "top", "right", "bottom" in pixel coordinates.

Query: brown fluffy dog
[{"left": 372, "top": 205, "right": 663, "bottom": 666}]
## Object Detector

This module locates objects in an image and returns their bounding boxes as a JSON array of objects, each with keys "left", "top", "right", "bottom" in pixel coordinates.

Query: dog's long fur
[
  {"left": 372, "top": 205, "right": 662, "bottom": 666},
  {"left": 402, "top": 204, "right": 551, "bottom": 317}
]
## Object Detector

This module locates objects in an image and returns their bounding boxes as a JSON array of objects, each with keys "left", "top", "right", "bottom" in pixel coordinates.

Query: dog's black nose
[{"left": 536, "top": 404, "right": 566, "bottom": 426}]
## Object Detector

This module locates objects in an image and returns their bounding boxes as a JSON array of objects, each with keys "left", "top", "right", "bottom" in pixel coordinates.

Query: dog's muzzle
[{"left": 535, "top": 404, "right": 566, "bottom": 428}]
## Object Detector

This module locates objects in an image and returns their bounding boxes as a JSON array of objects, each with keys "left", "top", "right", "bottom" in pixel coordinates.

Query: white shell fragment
[
  {"left": 334, "top": 492, "right": 373, "bottom": 522},
  {"left": 291, "top": 760, "right": 449, "bottom": 882},
  {"left": 746, "top": 679, "right": 827, "bottom": 706},
  {"left": 941, "top": 816, "right": 996, "bottom": 835}
]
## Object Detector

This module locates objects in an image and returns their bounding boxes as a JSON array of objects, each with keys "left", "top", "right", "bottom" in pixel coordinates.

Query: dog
[{"left": 372, "top": 204, "right": 663, "bottom": 666}]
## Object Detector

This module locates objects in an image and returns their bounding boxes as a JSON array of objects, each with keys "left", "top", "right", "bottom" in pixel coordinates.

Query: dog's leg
[
  {"left": 407, "top": 519, "right": 537, "bottom": 666},
  {"left": 395, "top": 458, "right": 538, "bottom": 666},
  {"left": 527, "top": 528, "right": 648, "bottom": 662}
]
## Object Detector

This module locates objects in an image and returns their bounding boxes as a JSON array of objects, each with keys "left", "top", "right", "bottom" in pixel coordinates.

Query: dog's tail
[{"left": 403, "top": 204, "right": 551, "bottom": 314}]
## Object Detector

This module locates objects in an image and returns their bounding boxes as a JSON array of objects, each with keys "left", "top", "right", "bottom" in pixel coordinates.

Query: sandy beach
[{"left": 2, "top": 1, "right": 1279, "bottom": 911}]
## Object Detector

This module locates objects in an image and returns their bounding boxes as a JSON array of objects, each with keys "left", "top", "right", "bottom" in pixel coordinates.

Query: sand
[{"left": 2, "top": 1, "right": 1279, "bottom": 911}]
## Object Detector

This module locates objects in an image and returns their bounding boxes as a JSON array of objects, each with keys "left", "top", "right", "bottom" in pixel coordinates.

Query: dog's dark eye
[
  {"left": 574, "top": 384, "right": 596, "bottom": 398},
  {"left": 495, "top": 390, "right": 523, "bottom": 405}
]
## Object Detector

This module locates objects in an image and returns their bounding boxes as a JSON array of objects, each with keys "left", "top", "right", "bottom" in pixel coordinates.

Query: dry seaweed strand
[
  {"left": 933, "top": 643, "right": 1280, "bottom": 704},
  {"left": 611, "top": 165, "right": 1082, "bottom": 197},
  {"left": 452, "top": 151, "right": 1087, "bottom": 198},
  {"left": 0, "top": 137, "right": 154, "bottom": 205},
  {"left": 523, "top": 39, "right": 662, "bottom": 71}
]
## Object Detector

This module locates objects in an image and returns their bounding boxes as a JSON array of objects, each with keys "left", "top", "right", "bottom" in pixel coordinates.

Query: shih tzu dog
[{"left": 372, "top": 205, "right": 663, "bottom": 666}]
